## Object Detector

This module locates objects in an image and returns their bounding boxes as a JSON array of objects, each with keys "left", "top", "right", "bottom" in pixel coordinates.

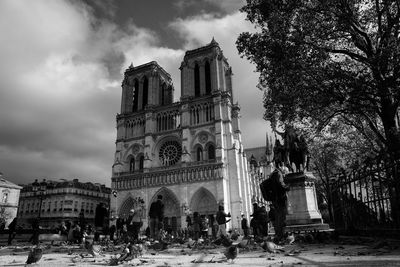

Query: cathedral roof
[
  {"left": 124, "top": 61, "right": 171, "bottom": 79},
  {"left": 185, "top": 37, "right": 221, "bottom": 58}
]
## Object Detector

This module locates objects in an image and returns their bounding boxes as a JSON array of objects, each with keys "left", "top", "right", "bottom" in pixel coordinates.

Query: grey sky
[{"left": 0, "top": 0, "right": 271, "bottom": 186}]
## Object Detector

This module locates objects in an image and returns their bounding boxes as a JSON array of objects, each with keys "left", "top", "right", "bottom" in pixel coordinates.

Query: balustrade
[
  {"left": 156, "top": 108, "right": 181, "bottom": 132},
  {"left": 125, "top": 115, "right": 145, "bottom": 138},
  {"left": 112, "top": 163, "right": 223, "bottom": 190},
  {"left": 190, "top": 101, "right": 214, "bottom": 125}
]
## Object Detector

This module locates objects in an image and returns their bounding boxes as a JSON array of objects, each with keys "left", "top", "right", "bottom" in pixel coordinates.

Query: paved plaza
[{"left": 0, "top": 236, "right": 399, "bottom": 266}]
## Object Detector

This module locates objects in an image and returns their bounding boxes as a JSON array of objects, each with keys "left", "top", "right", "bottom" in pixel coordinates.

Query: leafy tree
[
  {"left": 298, "top": 119, "right": 372, "bottom": 223},
  {"left": 237, "top": 0, "right": 400, "bottom": 161}
]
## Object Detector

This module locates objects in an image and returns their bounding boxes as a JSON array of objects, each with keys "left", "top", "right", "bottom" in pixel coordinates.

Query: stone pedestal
[{"left": 284, "top": 172, "right": 330, "bottom": 232}]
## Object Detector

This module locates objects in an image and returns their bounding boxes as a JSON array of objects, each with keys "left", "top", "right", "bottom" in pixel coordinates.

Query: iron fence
[{"left": 330, "top": 158, "right": 400, "bottom": 231}]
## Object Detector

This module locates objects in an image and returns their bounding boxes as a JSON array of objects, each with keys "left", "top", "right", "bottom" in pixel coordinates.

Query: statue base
[{"left": 284, "top": 171, "right": 330, "bottom": 232}]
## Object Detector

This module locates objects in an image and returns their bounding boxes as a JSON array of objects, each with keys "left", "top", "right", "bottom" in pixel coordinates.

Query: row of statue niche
[{"left": 273, "top": 125, "right": 310, "bottom": 173}]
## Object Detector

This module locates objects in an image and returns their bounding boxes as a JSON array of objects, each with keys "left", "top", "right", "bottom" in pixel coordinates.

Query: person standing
[
  {"left": 94, "top": 203, "right": 108, "bottom": 241},
  {"left": 192, "top": 212, "right": 201, "bottom": 240},
  {"left": 241, "top": 214, "right": 249, "bottom": 238},
  {"left": 28, "top": 218, "right": 40, "bottom": 245},
  {"left": 250, "top": 203, "right": 260, "bottom": 237},
  {"left": 212, "top": 215, "right": 219, "bottom": 239},
  {"left": 216, "top": 205, "right": 231, "bottom": 237},
  {"left": 269, "top": 161, "right": 290, "bottom": 241},
  {"left": 148, "top": 195, "right": 164, "bottom": 240},
  {"left": 127, "top": 208, "right": 142, "bottom": 241},
  {"left": 7, "top": 217, "right": 18, "bottom": 245}
]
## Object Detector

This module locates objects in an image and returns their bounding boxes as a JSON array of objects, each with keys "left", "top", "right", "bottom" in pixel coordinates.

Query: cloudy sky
[{"left": 0, "top": 0, "right": 271, "bottom": 186}]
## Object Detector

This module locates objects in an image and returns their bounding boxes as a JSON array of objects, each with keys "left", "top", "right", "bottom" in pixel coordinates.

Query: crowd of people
[{"left": 4, "top": 160, "right": 290, "bottom": 246}]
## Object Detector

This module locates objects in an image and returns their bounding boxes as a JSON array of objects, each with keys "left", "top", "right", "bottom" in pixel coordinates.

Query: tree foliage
[{"left": 237, "top": 0, "right": 400, "bottom": 160}]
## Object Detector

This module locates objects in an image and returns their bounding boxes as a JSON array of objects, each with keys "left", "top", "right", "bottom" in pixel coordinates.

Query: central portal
[{"left": 150, "top": 187, "right": 181, "bottom": 232}]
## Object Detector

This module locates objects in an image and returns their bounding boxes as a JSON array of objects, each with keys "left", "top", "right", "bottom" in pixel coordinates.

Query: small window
[
  {"left": 130, "top": 157, "right": 135, "bottom": 172},
  {"left": 139, "top": 156, "right": 144, "bottom": 170},
  {"left": 208, "top": 144, "right": 215, "bottom": 160},
  {"left": 196, "top": 147, "right": 203, "bottom": 161},
  {"left": 1, "top": 190, "right": 9, "bottom": 203}
]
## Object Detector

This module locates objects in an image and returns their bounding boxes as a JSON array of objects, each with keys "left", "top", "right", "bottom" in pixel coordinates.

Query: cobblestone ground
[{"left": 0, "top": 237, "right": 399, "bottom": 267}]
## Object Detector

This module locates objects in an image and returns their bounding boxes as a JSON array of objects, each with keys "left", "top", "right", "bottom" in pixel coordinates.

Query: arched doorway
[
  {"left": 150, "top": 187, "right": 181, "bottom": 232},
  {"left": 189, "top": 187, "right": 218, "bottom": 226},
  {"left": 119, "top": 196, "right": 145, "bottom": 219}
]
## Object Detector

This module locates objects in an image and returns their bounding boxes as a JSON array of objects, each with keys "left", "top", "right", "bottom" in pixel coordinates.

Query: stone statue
[{"left": 273, "top": 125, "right": 309, "bottom": 172}]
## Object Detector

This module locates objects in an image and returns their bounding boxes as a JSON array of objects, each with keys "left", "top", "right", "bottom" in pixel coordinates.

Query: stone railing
[
  {"left": 112, "top": 162, "right": 224, "bottom": 190},
  {"left": 155, "top": 106, "right": 181, "bottom": 133}
]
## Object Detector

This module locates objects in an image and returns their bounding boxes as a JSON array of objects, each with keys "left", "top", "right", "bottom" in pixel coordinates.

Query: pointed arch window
[
  {"left": 205, "top": 61, "right": 211, "bottom": 94},
  {"left": 161, "top": 83, "right": 166, "bottom": 105},
  {"left": 208, "top": 144, "right": 215, "bottom": 160},
  {"left": 139, "top": 155, "right": 144, "bottom": 170},
  {"left": 196, "top": 147, "right": 203, "bottom": 161},
  {"left": 133, "top": 79, "right": 139, "bottom": 112},
  {"left": 129, "top": 157, "right": 135, "bottom": 172},
  {"left": 194, "top": 63, "right": 200, "bottom": 97},
  {"left": 143, "top": 76, "right": 149, "bottom": 109}
]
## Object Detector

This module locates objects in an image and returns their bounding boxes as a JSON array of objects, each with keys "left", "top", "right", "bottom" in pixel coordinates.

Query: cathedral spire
[{"left": 210, "top": 37, "right": 218, "bottom": 45}]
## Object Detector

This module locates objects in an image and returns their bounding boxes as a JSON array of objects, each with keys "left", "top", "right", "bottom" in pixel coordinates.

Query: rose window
[{"left": 159, "top": 140, "right": 182, "bottom": 166}]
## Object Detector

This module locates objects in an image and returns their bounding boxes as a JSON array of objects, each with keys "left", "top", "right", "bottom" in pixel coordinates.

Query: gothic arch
[
  {"left": 123, "top": 143, "right": 143, "bottom": 162},
  {"left": 205, "top": 142, "right": 216, "bottom": 160},
  {"left": 189, "top": 187, "right": 218, "bottom": 215},
  {"left": 192, "top": 144, "right": 204, "bottom": 161},
  {"left": 119, "top": 195, "right": 143, "bottom": 218},
  {"left": 150, "top": 187, "right": 181, "bottom": 217}
]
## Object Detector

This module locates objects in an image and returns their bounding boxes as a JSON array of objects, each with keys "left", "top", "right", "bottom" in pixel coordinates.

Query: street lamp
[{"left": 32, "top": 179, "right": 47, "bottom": 221}]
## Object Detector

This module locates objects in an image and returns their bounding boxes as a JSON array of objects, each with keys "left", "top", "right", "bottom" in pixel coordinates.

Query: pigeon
[
  {"left": 150, "top": 240, "right": 168, "bottom": 251},
  {"left": 238, "top": 238, "right": 249, "bottom": 249},
  {"left": 83, "top": 240, "right": 101, "bottom": 257},
  {"left": 26, "top": 246, "right": 43, "bottom": 264},
  {"left": 230, "top": 232, "right": 239, "bottom": 241},
  {"left": 286, "top": 232, "right": 295, "bottom": 245},
  {"left": 224, "top": 245, "right": 239, "bottom": 263},
  {"left": 262, "top": 241, "right": 285, "bottom": 253},
  {"left": 221, "top": 235, "right": 233, "bottom": 247},
  {"left": 136, "top": 244, "right": 146, "bottom": 257},
  {"left": 187, "top": 238, "right": 196, "bottom": 248},
  {"left": 117, "top": 247, "right": 131, "bottom": 262}
]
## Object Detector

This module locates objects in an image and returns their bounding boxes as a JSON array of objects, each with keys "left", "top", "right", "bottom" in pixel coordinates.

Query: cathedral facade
[{"left": 111, "top": 39, "right": 252, "bottom": 230}]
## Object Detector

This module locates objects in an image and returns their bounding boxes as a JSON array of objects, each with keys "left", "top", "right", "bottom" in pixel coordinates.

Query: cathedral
[{"left": 111, "top": 39, "right": 253, "bottom": 230}]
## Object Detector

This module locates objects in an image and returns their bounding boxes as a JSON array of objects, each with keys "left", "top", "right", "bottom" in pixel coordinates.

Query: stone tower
[{"left": 111, "top": 39, "right": 252, "bottom": 230}]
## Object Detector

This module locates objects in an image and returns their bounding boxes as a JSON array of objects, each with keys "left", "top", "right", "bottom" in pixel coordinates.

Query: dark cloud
[{"left": 0, "top": 0, "right": 270, "bottom": 187}]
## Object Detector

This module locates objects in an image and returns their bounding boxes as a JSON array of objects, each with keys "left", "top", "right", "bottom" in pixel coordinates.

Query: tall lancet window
[
  {"left": 194, "top": 63, "right": 200, "bottom": 97},
  {"left": 133, "top": 79, "right": 139, "bottom": 112},
  {"left": 208, "top": 144, "right": 215, "bottom": 160},
  {"left": 205, "top": 61, "right": 211, "bottom": 95},
  {"left": 161, "top": 83, "right": 166, "bottom": 105},
  {"left": 139, "top": 155, "right": 144, "bottom": 170},
  {"left": 196, "top": 147, "right": 203, "bottom": 161},
  {"left": 129, "top": 157, "right": 135, "bottom": 172},
  {"left": 143, "top": 76, "right": 149, "bottom": 109}
]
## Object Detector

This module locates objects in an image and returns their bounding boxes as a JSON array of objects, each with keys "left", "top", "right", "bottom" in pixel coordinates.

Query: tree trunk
[{"left": 379, "top": 87, "right": 400, "bottom": 160}]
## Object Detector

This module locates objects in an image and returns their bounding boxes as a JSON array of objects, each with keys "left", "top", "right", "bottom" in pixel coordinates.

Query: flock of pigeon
[{"left": 24, "top": 230, "right": 337, "bottom": 265}]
